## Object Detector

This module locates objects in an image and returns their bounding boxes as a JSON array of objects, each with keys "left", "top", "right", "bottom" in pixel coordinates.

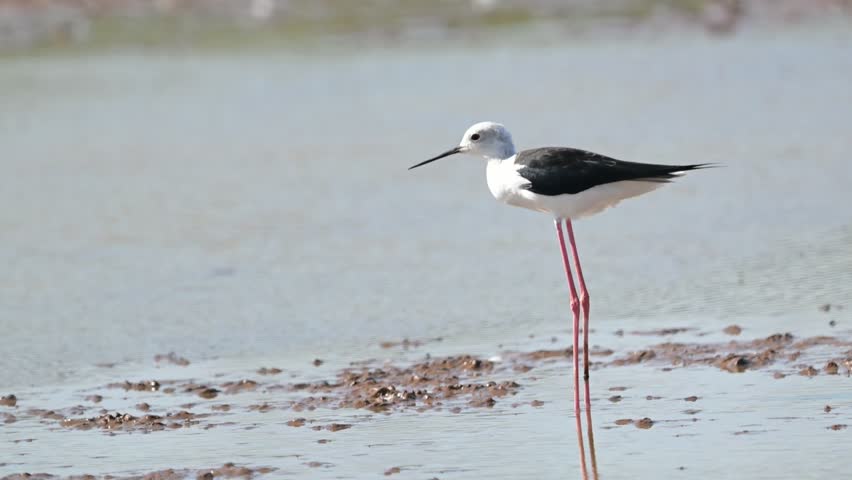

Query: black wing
[{"left": 515, "top": 147, "right": 710, "bottom": 196}]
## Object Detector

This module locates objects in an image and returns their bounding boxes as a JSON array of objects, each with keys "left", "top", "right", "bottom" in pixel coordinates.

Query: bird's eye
[{"left": 470, "top": 133, "right": 480, "bottom": 141}]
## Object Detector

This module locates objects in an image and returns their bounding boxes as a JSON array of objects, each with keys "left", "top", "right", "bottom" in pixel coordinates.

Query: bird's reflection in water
[
  {"left": 575, "top": 377, "right": 600, "bottom": 480},
  {"left": 584, "top": 379, "right": 600, "bottom": 479}
]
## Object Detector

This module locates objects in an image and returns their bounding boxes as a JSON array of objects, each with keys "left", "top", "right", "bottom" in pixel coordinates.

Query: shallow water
[
  {"left": 2, "top": 24, "right": 852, "bottom": 478},
  {"left": 2, "top": 319, "right": 850, "bottom": 479}
]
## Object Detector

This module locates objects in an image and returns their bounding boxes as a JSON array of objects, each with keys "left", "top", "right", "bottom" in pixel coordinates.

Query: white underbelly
[
  {"left": 486, "top": 159, "right": 665, "bottom": 219},
  {"left": 530, "top": 180, "right": 665, "bottom": 219}
]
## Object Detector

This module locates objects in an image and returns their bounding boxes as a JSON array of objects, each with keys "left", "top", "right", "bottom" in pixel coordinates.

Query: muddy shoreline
[
  {"left": 5, "top": 329, "right": 847, "bottom": 427},
  {"left": 2, "top": 326, "right": 850, "bottom": 464},
  {"left": 2, "top": 326, "right": 850, "bottom": 478}
]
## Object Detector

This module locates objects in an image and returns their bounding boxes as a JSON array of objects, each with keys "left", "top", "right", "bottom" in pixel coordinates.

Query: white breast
[{"left": 485, "top": 157, "right": 548, "bottom": 213}]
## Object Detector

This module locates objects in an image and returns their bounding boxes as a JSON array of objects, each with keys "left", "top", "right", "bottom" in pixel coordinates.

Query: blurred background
[
  {"left": 2, "top": 0, "right": 851, "bottom": 396},
  {"left": 0, "top": 0, "right": 850, "bottom": 51},
  {"left": 2, "top": 1, "right": 852, "bottom": 478}
]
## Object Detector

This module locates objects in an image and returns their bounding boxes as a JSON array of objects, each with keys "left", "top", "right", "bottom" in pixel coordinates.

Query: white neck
[{"left": 485, "top": 144, "right": 516, "bottom": 161}]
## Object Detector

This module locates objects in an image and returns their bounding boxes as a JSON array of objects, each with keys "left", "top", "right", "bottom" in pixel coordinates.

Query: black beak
[{"left": 408, "top": 146, "right": 462, "bottom": 170}]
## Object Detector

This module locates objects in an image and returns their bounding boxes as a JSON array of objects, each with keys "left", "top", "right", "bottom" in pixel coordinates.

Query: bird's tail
[
  {"left": 640, "top": 163, "right": 719, "bottom": 183},
  {"left": 674, "top": 163, "right": 720, "bottom": 172}
]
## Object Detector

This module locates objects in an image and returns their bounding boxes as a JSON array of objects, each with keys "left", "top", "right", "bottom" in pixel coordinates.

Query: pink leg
[
  {"left": 565, "top": 220, "right": 591, "bottom": 385},
  {"left": 554, "top": 220, "right": 588, "bottom": 478}
]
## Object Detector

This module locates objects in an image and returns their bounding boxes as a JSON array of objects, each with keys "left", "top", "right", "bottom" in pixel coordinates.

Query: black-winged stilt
[{"left": 409, "top": 121, "right": 710, "bottom": 440}]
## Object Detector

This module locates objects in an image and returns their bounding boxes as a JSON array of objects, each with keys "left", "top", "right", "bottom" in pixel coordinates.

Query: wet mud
[
  {"left": 7, "top": 330, "right": 849, "bottom": 434},
  {"left": 0, "top": 463, "right": 275, "bottom": 480},
  {"left": 723, "top": 325, "right": 743, "bottom": 336},
  {"left": 108, "top": 381, "right": 162, "bottom": 392},
  {"left": 3, "top": 328, "right": 851, "bottom": 478},
  {"left": 383, "top": 466, "right": 402, "bottom": 476},
  {"left": 635, "top": 418, "right": 655, "bottom": 429},
  {"left": 379, "top": 337, "right": 443, "bottom": 350},
  {"left": 604, "top": 332, "right": 852, "bottom": 375},
  {"left": 154, "top": 352, "right": 191, "bottom": 367},
  {"left": 61, "top": 410, "right": 206, "bottom": 432},
  {"left": 281, "top": 355, "right": 521, "bottom": 413}
]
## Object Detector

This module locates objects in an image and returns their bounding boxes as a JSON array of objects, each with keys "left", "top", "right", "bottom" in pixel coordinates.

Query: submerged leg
[
  {"left": 554, "top": 219, "right": 588, "bottom": 478},
  {"left": 565, "top": 220, "right": 591, "bottom": 386}
]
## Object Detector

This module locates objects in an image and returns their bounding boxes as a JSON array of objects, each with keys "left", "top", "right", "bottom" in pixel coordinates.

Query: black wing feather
[{"left": 515, "top": 147, "right": 710, "bottom": 196}]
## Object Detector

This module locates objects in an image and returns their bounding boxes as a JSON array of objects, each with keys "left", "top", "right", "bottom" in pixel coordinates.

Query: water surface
[{"left": 2, "top": 25, "right": 852, "bottom": 478}]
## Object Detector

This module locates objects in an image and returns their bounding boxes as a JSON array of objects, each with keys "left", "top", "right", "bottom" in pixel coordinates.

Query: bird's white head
[
  {"left": 409, "top": 121, "right": 516, "bottom": 170},
  {"left": 458, "top": 122, "right": 516, "bottom": 160}
]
